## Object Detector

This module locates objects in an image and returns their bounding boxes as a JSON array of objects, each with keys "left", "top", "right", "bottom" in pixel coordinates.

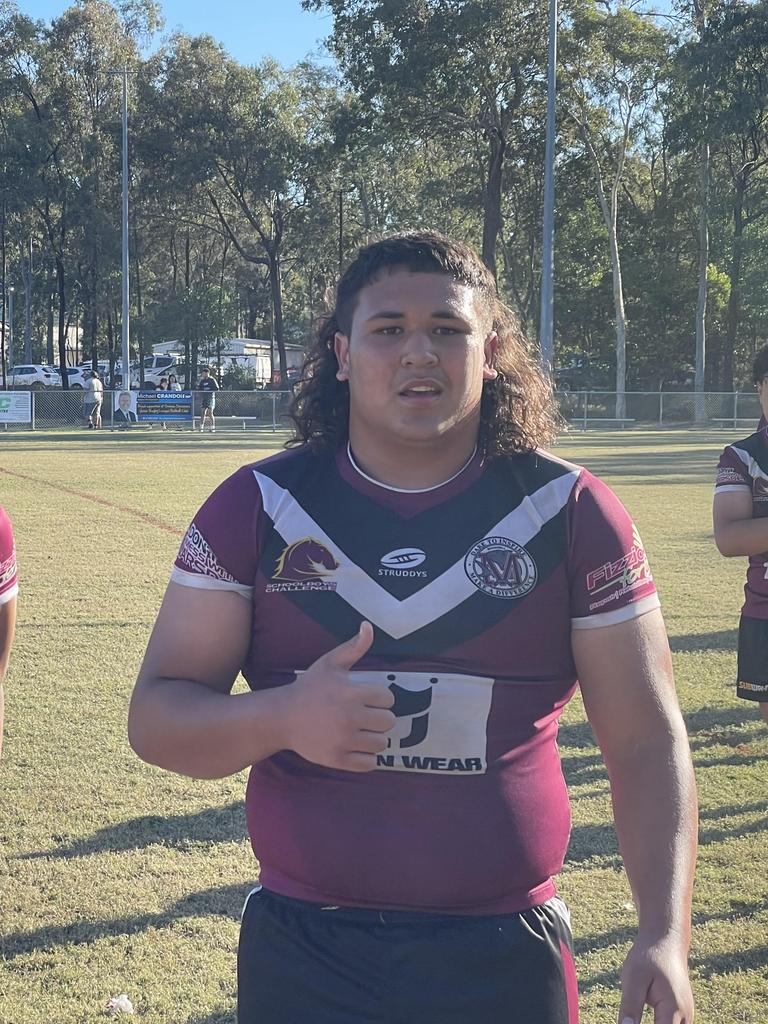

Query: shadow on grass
[
  {"left": 186, "top": 1011, "right": 235, "bottom": 1024},
  {"left": 18, "top": 802, "right": 246, "bottom": 861},
  {"left": 669, "top": 629, "right": 737, "bottom": 653},
  {"left": 1, "top": 881, "right": 251, "bottom": 961}
]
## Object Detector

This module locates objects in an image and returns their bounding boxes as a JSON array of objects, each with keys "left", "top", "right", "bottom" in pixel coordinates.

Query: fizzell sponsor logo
[
  {"left": 586, "top": 527, "right": 652, "bottom": 600},
  {"left": 378, "top": 547, "right": 428, "bottom": 578}
]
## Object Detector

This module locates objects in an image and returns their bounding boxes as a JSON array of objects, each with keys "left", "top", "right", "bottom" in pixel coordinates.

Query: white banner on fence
[{"left": 0, "top": 391, "right": 32, "bottom": 423}]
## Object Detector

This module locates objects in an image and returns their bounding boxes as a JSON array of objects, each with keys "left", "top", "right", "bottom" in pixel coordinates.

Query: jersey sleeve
[
  {"left": 567, "top": 470, "right": 660, "bottom": 630},
  {"left": 715, "top": 444, "right": 752, "bottom": 493},
  {"left": 0, "top": 507, "right": 19, "bottom": 606},
  {"left": 171, "top": 466, "right": 262, "bottom": 599}
]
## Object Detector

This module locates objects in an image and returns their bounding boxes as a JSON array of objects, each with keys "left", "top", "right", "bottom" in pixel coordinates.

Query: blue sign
[{"left": 136, "top": 390, "right": 193, "bottom": 422}]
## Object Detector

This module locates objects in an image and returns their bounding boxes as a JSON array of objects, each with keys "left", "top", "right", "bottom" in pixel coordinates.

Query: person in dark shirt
[
  {"left": 196, "top": 366, "right": 219, "bottom": 434},
  {"left": 129, "top": 231, "right": 696, "bottom": 1024}
]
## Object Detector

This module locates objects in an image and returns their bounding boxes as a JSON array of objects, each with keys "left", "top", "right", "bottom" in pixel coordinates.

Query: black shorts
[
  {"left": 737, "top": 614, "right": 768, "bottom": 701},
  {"left": 238, "top": 887, "right": 579, "bottom": 1024}
]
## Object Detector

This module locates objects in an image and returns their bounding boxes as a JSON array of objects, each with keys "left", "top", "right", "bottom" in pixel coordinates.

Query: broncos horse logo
[{"left": 273, "top": 537, "right": 340, "bottom": 581}]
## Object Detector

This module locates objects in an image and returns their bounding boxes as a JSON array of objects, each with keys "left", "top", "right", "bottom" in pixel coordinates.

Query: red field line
[{"left": 0, "top": 467, "right": 184, "bottom": 537}]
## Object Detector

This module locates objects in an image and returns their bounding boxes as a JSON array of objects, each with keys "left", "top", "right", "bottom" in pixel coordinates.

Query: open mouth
[{"left": 398, "top": 382, "right": 443, "bottom": 398}]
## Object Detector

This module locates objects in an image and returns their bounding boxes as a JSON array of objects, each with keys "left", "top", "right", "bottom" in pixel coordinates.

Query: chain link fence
[
  {"left": 0, "top": 389, "right": 293, "bottom": 432},
  {"left": 0, "top": 388, "right": 764, "bottom": 432}
]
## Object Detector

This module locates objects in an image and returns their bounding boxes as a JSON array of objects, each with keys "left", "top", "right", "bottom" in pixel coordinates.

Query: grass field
[{"left": 1, "top": 427, "right": 766, "bottom": 1023}]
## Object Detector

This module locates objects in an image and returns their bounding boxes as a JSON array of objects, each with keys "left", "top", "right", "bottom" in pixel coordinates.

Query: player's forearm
[
  {"left": 714, "top": 516, "right": 768, "bottom": 556},
  {"left": 606, "top": 723, "right": 697, "bottom": 944},
  {"left": 128, "top": 678, "right": 292, "bottom": 779}
]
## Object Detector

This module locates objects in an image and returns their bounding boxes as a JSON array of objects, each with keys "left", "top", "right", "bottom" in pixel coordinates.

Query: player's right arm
[{"left": 128, "top": 590, "right": 394, "bottom": 779}]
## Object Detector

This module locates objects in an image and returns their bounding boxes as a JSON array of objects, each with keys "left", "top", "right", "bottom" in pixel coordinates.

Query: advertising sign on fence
[
  {"left": 0, "top": 391, "right": 32, "bottom": 423},
  {"left": 135, "top": 390, "right": 193, "bottom": 422}
]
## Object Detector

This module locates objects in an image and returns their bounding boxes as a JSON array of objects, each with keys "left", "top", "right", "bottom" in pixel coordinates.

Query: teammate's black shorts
[
  {"left": 737, "top": 614, "right": 768, "bottom": 701},
  {"left": 238, "top": 886, "right": 579, "bottom": 1024}
]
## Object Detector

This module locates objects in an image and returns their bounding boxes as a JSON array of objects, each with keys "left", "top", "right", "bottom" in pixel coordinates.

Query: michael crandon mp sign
[{"left": 135, "top": 391, "right": 193, "bottom": 423}]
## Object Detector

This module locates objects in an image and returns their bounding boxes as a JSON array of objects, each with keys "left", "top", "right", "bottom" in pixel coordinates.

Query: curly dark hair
[{"left": 288, "top": 230, "right": 562, "bottom": 456}]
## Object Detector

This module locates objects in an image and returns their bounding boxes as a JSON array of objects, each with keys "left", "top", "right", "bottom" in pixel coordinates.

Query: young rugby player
[
  {"left": 714, "top": 344, "right": 768, "bottom": 725},
  {"left": 129, "top": 232, "right": 696, "bottom": 1024}
]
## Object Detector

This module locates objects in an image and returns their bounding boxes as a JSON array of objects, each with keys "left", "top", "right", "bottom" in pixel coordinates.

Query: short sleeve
[
  {"left": 715, "top": 444, "right": 752, "bottom": 493},
  {"left": 0, "top": 507, "right": 19, "bottom": 606},
  {"left": 567, "top": 471, "right": 660, "bottom": 630},
  {"left": 171, "top": 467, "right": 262, "bottom": 599}
]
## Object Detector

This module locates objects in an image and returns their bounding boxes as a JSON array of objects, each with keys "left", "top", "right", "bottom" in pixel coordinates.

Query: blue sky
[{"left": 18, "top": 0, "right": 333, "bottom": 66}]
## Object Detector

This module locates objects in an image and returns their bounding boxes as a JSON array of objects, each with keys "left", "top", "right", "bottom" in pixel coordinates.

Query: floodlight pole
[
  {"left": 7, "top": 286, "right": 14, "bottom": 369},
  {"left": 120, "top": 66, "right": 130, "bottom": 390},
  {"left": 539, "top": 0, "right": 558, "bottom": 373}
]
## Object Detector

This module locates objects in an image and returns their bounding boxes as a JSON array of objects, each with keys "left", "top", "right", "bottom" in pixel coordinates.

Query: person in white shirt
[{"left": 84, "top": 370, "right": 104, "bottom": 429}]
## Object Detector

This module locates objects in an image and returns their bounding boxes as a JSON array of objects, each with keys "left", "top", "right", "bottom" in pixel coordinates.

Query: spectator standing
[
  {"left": 84, "top": 370, "right": 104, "bottom": 429},
  {"left": 197, "top": 366, "right": 219, "bottom": 434}
]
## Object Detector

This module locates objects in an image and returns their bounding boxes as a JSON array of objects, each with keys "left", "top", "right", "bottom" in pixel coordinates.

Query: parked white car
[
  {"left": 8, "top": 364, "right": 61, "bottom": 389},
  {"left": 58, "top": 366, "right": 93, "bottom": 389}
]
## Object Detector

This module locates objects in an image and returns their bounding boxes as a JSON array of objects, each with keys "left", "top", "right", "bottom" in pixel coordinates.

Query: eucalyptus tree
[
  {"left": 562, "top": 1, "right": 670, "bottom": 417},
  {"left": 303, "top": 0, "right": 549, "bottom": 282}
]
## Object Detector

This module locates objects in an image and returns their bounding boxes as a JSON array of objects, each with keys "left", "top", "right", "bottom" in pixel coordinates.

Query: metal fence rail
[{"left": 0, "top": 389, "right": 764, "bottom": 432}]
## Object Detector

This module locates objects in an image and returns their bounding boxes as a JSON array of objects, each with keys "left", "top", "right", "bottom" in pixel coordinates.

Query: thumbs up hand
[{"left": 282, "top": 622, "right": 395, "bottom": 772}]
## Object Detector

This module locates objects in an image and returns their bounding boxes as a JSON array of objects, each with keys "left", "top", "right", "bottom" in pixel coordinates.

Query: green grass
[{"left": 1, "top": 428, "right": 766, "bottom": 1023}]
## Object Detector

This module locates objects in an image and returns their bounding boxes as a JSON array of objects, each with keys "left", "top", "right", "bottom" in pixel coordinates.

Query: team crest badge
[
  {"left": 464, "top": 536, "right": 537, "bottom": 599},
  {"left": 273, "top": 537, "right": 339, "bottom": 581}
]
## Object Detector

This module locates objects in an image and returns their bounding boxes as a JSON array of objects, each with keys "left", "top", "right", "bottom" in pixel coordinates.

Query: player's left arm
[{"left": 573, "top": 608, "right": 697, "bottom": 1024}]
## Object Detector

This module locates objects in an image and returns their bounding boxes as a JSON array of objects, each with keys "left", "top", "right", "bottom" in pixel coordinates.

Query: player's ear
[
  {"left": 335, "top": 332, "right": 350, "bottom": 382},
  {"left": 483, "top": 331, "right": 498, "bottom": 380}
]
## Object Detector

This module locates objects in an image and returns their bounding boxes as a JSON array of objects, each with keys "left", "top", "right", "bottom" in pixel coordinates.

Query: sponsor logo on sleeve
[
  {"left": 716, "top": 466, "right": 749, "bottom": 487},
  {"left": 178, "top": 523, "right": 238, "bottom": 583},
  {"left": 0, "top": 548, "right": 16, "bottom": 588},
  {"left": 585, "top": 526, "right": 653, "bottom": 611},
  {"left": 378, "top": 547, "right": 428, "bottom": 578},
  {"left": 266, "top": 537, "right": 339, "bottom": 592},
  {"left": 347, "top": 670, "right": 494, "bottom": 773},
  {"left": 464, "top": 537, "right": 537, "bottom": 599}
]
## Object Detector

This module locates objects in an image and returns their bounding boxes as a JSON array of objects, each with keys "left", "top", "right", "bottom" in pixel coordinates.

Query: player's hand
[
  {"left": 618, "top": 935, "right": 694, "bottom": 1023},
  {"left": 282, "top": 621, "right": 395, "bottom": 772}
]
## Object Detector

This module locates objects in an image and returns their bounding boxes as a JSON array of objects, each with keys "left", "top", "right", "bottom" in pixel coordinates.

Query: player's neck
[{"left": 346, "top": 431, "right": 479, "bottom": 491}]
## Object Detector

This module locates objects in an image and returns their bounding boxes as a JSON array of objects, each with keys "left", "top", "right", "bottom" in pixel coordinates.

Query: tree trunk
[
  {"left": 133, "top": 220, "right": 144, "bottom": 383},
  {"left": 46, "top": 266, "right": 55, "bottom": 365},
  {"left": 607, "top": 222, "right": 628, "bottom": 420},
  {"left": 22, "top": 242, "right": 33, "bottom": 362},
  {"left": 268, "top": 245, "right": 288, "bottom": 385},
  {"left": 481, "top": 131, "right": 505, "bottom": 282},
  {"left": 56, "top": 257, "right": 68, "bottom": 388},
  {"left": 724, "top": 181, "right": 745, "bottom": 392},
  {"left": 695, "top": 140, "right": 709, "bottom": 423}
]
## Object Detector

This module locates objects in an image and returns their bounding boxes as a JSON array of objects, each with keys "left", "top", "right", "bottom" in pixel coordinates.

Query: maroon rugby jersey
[
  {"left": 0, "top": 507, "right": 18, "bottom": 606},
  {"left": 716, "top": 427, "right": 768, "bottom": 618},
  {"left": 172, "top": 445, "right": 659, "bottom": 914}
]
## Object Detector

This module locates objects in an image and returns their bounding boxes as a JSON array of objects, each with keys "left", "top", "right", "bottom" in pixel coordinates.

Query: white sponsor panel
[
  {"left": 349, "top": 669, "right": 495, "bottom": 774},
  {"left": 0, "top": 391, "right": 31, "bottom": 423}
]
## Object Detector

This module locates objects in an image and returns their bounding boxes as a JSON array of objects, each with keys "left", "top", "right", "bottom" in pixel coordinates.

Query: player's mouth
[{"left": 397, "top": 379, "right": 444, "bottom": 402}]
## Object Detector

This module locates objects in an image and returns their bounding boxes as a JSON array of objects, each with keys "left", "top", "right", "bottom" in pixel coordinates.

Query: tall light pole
[
  {"left": 109, "top": 67, "right": 131, "bottom": 388},
  {"left": 8, "top": 286, "right": 14, "bottom": 369},
  {"left": 539, "top": 0, "right": 558, "bottom": 373},
  {"left": 120, "top": 67, "right": 130, "bottom": 388}
]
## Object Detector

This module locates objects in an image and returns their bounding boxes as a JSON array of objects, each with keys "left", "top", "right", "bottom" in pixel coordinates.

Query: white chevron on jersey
[{"left": 254, "top": 468, "right": 580, "bottom": 639}]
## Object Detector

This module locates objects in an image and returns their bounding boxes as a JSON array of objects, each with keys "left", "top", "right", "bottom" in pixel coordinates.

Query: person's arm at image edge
[
  {"left": 713, "top": 489, "right": 768, "bottom": 557},
  {"left": 0, "top": 596, "right": 18, "bottom": 759},
  {"left": 573, "top": 609, "right": 697, "bottom": 1024}
]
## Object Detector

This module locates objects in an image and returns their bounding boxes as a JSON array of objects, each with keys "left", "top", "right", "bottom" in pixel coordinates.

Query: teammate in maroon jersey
[
  {"left": 0, "top": 506, "right": 19, "bottom": 758},
  {"left": 714, "top": 344, "right": 768, "bottom": 724},
  {"left": 129, "top": 232, "right": 696, "bottom": 1024}
]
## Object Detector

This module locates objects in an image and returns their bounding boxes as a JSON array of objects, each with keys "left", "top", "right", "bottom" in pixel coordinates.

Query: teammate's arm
[
  {"left": 713, "top": 489, "right": 768, "bottom": 556},
  {"left": 573, "top": 608, "right": 696, "bottom": 1024},
  {"left": 129, "top": 585, "right": 394, "bottom": 779},
  {"left": 0, "top": 595, "right": 17, "bottom": 758}
]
